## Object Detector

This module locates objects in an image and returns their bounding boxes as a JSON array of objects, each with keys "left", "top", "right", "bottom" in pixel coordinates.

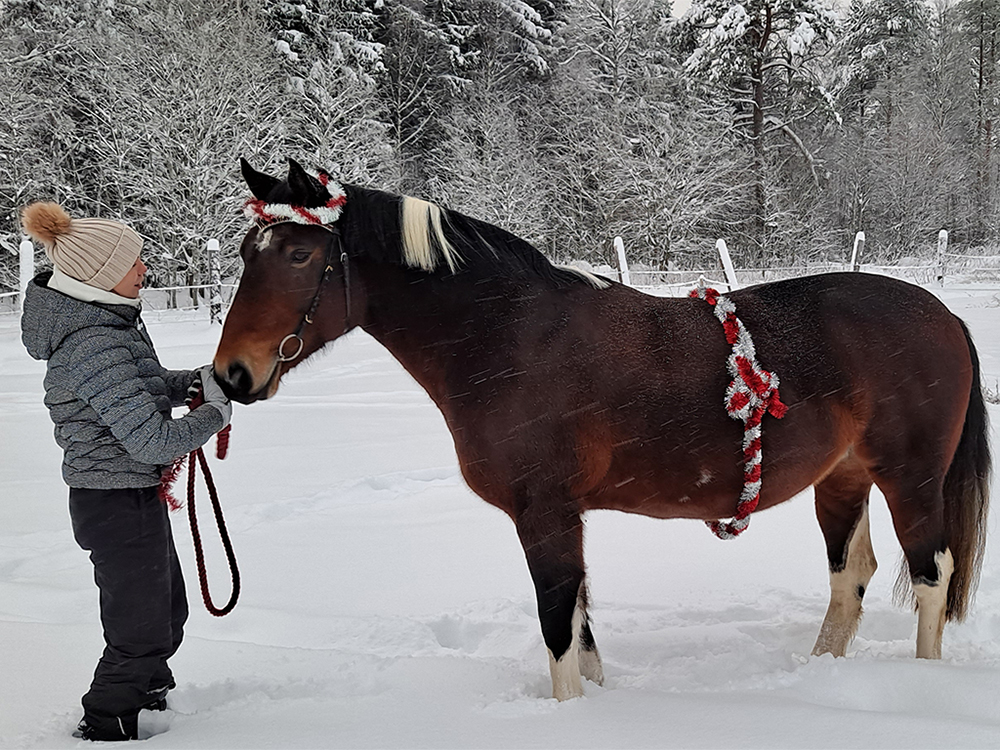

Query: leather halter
[{"left": 256, "top": 221, "right": 351, "bottom": 364}]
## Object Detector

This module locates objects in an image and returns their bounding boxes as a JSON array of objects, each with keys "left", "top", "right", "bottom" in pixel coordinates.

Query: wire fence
[
  {"left": 940, "top": 250, "right": 1000, "bottom": 283},
  {"left": 607, "top": 261, "right": 964, "bottom": 296},
  {"left": 0, "top": 284, "right": 239, "bottom": 317}
]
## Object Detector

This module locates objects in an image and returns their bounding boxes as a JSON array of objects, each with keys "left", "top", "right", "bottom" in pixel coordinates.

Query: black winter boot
[{"left": 72, "top": 713, "right": 138, "bottom": 742}]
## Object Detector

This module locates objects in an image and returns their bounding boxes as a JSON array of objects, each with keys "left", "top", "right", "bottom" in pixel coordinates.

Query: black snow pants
[{"left": 69, "top": 486, "right": 188, "bottom": 738}]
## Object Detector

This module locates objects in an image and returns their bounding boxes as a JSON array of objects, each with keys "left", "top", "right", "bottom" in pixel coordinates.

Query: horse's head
[{"left": 214, "top": 158, "right": 353, "bottom": 404}]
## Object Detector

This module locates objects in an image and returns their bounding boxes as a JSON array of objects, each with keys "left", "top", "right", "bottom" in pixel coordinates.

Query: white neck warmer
[{"left": 47, "top": 268, "right": 141, "bottom": 308}]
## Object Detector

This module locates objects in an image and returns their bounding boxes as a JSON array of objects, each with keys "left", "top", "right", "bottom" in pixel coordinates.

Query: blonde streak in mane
[{"left": 401, "top": 196, "right": 459, "bottom": 273}]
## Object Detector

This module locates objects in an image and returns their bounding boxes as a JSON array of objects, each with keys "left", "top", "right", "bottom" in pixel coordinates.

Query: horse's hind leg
[
  {"left": 870, "top": 473, "right": 953, "bottom": 659},
  {"left": 912, "top": 548, "right": 954, "bottom": 659},
  {"left": 514, "top": 500, "right": 599, "bottom": 700},
  {"left": 812, "top": 456, "right": 877, "bottom": 657}
]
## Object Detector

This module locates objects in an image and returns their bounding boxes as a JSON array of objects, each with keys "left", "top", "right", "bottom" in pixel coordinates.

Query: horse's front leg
[{"left": 514, "top": 496, "right": 600, "bottom": 700}]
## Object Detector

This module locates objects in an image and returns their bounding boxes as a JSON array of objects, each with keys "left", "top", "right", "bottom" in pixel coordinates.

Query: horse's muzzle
[{"left": 217, "top": 360, "right": 265, "bottom": 404}]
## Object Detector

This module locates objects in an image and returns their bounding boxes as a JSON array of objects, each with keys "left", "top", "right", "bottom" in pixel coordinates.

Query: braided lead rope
[
  {"left": 690, "top": 284, "right": 788, "bottom": 539},
  {"left": 158, "top": 392, "right": 239, "bottom": 615},
  {"left": 186, "top": 439, "right": 240, "bottom": 616}
]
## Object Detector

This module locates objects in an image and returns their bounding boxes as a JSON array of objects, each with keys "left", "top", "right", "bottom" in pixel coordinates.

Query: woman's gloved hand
[{"left": 196, "top": 365, "right": 232, "bottom": 429}]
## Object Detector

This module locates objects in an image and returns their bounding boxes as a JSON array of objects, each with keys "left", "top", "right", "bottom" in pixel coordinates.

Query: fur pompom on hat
[{"left": 21, "top": 202, "right": 142, "bottom": 291}]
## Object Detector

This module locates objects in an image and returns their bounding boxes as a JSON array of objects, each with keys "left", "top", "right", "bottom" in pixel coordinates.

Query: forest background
[{"left": 1, "top": 0, "right": 998, "bottom": 289}]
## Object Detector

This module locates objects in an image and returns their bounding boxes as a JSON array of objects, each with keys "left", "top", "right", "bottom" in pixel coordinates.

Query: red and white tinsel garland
[
  {"left": 243, "top": 170, "right": 347, "bottom": 228},
  {"left": 690, "top": 284, "right": 788, "bottom": 540}
]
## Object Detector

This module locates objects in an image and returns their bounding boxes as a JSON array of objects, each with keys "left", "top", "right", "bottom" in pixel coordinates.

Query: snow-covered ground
[{"left": 3, "top": 282, "right": 1000, "bottom": 749}]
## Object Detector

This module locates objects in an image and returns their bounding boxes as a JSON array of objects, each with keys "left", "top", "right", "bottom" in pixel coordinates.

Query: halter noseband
[{"left": 260, "top": 222, "right": 351, "bottom": 364}]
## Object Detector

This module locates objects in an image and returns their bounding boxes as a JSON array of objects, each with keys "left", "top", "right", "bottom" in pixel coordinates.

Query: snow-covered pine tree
[
  {"left": 538, "top": 0, "right": 755, "bottom": 269},
  {"left": 958, "top": 0, "right": 1000, "bottom": 241},
  {"left": 257, "top": 0, "right": 392, "bottom": 188},
  {"left": 263, "top": 0, "right": 384, "bottom": 84},
  {"left": 426, "top": 0, "right": 557, "bottom": 87},
  {"left": 672, "top": 0, "right": 838, "bottom": 258},
  {"left": 373, "top": 0, "right": 454, "bottom": 192},
  {"left": 569, "top": 0, "right": 651, "bottom": 107},
  {"left": 833, "top": 0, "right": 930, "bottom": 126},
  {"left": 394, "top": 0, "right": 564, "bottom": 237},
  {"left": 824, "top": 0, "right": 937, "bottom": 257}
]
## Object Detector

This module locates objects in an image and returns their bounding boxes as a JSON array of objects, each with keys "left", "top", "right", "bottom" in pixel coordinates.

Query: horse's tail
[{"left": 941, "top": 318, "right": 991, "bottom": 621}]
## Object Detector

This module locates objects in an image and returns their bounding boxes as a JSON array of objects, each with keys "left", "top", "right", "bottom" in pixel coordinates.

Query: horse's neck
[{"left": 355, "top": 261, "right": 527, "bottom": 405}]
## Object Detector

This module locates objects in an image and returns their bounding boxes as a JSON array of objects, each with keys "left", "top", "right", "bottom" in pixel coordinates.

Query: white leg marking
[
  {"left": 813, "top": 503, "right": 878, "bottom": 657},
  {"left": 548, "top": 601, "right": 584, "bottom": 701},
  {"left": 913, "top": 548, "right": 954, "bottom": 659}
]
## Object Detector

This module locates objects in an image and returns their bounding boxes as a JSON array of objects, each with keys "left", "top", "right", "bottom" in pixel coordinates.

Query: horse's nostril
[{"left": 226, "top": 362, "right": 253, "bottom": 398}]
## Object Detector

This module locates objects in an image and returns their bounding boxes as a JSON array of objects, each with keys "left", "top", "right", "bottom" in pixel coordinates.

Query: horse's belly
[
  {"left": 583, "top": 476, "right": 749, "bottom": 520},
  {"left": 581, "top": 435, "right": 836, "bottom": 521}
]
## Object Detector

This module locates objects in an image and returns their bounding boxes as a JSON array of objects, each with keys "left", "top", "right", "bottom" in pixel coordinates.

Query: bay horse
[{"left": 214, "top": 158, "right": 990, "bottom": 701}]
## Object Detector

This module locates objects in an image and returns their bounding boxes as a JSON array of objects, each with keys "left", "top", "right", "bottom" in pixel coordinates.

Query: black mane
[{"left": 342, "top": 184, "right": 607, "bottom": 289}]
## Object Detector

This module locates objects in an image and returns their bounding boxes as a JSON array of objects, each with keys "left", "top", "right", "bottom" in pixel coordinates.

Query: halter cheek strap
[{"left": 275, "top": 226, "right": 352, "bottom": 363}]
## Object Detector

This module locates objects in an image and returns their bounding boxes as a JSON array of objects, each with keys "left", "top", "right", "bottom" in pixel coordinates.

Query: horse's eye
[{"left": 290, "top": 250, "right": 311, "bottom": 265}]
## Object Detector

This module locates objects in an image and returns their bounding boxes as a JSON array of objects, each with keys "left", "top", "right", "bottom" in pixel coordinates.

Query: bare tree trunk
[
  {"left": 974, "top": 1, "right": 996, "bottom": 242},
  {"left": 749, "top": 4, "right": 773, "bottom": 260}
]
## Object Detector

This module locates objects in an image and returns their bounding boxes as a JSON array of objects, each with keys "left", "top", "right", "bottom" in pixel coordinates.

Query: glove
[{"left": 196, "top": 364, "right": 232, "bottom": 429}]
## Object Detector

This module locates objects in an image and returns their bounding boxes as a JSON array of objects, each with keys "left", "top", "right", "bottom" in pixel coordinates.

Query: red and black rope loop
[{"left": 158, "top": 390, "right": 239, "bottom": 616}]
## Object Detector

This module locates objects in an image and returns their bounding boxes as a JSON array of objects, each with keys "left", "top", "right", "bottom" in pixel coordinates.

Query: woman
[{"left": 19, "top": 202, "right": 231, "bottom": 741}]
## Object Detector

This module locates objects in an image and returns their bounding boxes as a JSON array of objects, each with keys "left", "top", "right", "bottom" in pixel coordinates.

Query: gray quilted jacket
[{"left": 21, "top": 272, "right": 225, "bottom": 489}]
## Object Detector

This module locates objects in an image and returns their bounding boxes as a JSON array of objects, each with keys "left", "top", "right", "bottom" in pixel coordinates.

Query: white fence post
[
  {"left": 19, "top": 238, "right": 34, "bottom": 312},
  {"left": 613, "top": 236, "right": 631, "bottom": 287},
  {"left": 207, "top": 238, "right": 223, "bottom": 324},
  {"left": 937, "top": 229, "right": 948, "bottom": 287},
  {"left": 715, "top": 239, "right": 739, "bottom": 291},
  {"left": 851, "top": 231, "right": 865, "bottom": 271}
]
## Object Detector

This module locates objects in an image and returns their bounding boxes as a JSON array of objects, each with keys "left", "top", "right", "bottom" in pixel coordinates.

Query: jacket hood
[{"left": 21, "top": 271, "right": 140, "bottom": 361}]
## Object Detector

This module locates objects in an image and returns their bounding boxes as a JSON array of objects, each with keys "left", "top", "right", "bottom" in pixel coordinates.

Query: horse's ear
[
  {"left": 286, "top": 158, "right": 330, "bottom": 206},
  {"left": 241, "top": 157, "right": 281, "bottom": 200}
]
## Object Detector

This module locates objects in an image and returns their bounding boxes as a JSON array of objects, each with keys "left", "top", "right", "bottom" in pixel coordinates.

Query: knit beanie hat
[{"left": 21, "top": 202, "right": 142, "bottom": 291}]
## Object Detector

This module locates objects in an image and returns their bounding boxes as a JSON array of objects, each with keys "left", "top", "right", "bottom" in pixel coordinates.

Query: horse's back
[
  {"left": 729, "top": 272, "right": 972, "bottom": 410},
  {"left": 589, "top": 271, "right": 968, "bottom": 413}
]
